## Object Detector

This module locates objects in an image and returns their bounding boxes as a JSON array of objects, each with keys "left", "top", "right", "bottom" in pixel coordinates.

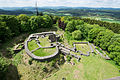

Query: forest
[{"left": 0, "top": 9, "right": 33, "bottom": 15}]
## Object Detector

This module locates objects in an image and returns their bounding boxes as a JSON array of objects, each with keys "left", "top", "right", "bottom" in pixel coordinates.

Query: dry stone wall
[
  {"left": 25, "top": 32, "right": 60, "bottom": 60},
  {"left": 25, "top": 32, "right": 102, "bottom": 61}
]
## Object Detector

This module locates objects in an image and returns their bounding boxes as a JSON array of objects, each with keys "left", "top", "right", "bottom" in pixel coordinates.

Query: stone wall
[{"left": 25, "top": 32, "right": 60, "bottom": 60}]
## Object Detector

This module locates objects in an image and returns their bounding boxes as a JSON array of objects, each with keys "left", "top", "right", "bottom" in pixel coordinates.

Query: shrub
[
  {"left": 0, "top": 57, "right": 10, "bottom": 80},
  {"left": 72, "top": 30, "right": 82, "bottom": 40},
  {"left": 66, "top": 55, "right": 71, "bottom": 62},
  {"left": 28, "top": 58, "right": 33, "bottom": 65}
]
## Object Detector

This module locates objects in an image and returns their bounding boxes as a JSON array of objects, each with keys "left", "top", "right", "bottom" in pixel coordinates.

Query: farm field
[{"left": 82, "top": 16, "right": 120, "bottom": 23}]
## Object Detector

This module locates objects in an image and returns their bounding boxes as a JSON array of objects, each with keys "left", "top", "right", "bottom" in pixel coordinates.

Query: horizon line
[{"left": 0, "top": 6, "right": 120, "bottom": 9}]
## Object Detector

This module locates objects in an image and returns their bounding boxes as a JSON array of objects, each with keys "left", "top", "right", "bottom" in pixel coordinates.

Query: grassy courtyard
[
  {"left": 76, "top": 44, "right": 91, "bottom": 54},
  {"left": 28, "top": 40, "right": 39, "bottom": 51},
  {"left": 33, "top": 47, "right": 56, "bottom": 57},
  {"left": 39, "top": 37, "right": 51, "bottom": 47},
  {"left": 27, "top": 36, "right": 57, "bottom": 57}
]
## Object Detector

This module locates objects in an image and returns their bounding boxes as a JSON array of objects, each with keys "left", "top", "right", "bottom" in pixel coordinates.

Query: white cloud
[{"left": 0, "top": 0, "right": 120, "bottom": 8}]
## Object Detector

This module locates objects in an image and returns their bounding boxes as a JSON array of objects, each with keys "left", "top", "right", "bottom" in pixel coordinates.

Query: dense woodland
[
  {"left": 0, "top": 14, "right": 120, "bottom": 79},
  {"left": 77, "top": 17, "right": 120, "bottom": 33},
  {"left": 0, "top": 14, "right": 54, "bottom": 43}
]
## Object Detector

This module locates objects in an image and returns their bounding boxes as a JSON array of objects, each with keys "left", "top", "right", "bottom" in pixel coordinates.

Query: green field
[
  {"left": 47, "top": 55, "right": 120, "bottom": 80},
  {"left": 43, "top": 12, "right": 72, "bottom": 16},
  {"left": 82, "top": 16, "right": 120, "bottom": 23}
]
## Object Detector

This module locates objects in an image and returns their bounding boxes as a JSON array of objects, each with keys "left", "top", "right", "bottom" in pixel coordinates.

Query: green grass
[
  {"left": 28, "top": 40, "right": 39, "bottom": 51},
  {"left": 39, "top": 37, "right": 51, "bottom": 47},
  {"left": 82, "top": 16, "right": 120, "bottom": 23},
  {"left": 76, "top": 44, "right": 91, "bottom": 54},
  {"left": 47, "top": 55, "right": 120, "bottom": 80},
  {"left": 13, "top": 50, "right": 23, "bottom": 66},
  {"left": 27, "top": 36, "right": 57, "bottom": 57},
  {"left": 33, "top": 47, "right": 56, "bottom": 57}
]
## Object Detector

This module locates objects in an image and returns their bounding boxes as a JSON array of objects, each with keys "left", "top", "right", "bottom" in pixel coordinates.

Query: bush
[
  {"left": 42, "top": 66, "right": 48, "bottom": 72},
  {"left": 0, "top": 57, "right": 10, "bottom": 80},
  {"left": 0, "top": 21, "right": 12, "bottom": 42},
  {"left": 28, "top": 58, "right": 33, "bottom": 65},
  {"left": 17, "top": 14, "right": 30, "bottom": 32},
  {"left": 94, "top": 29, "right": 114, "bottom": 50},
  {"left": 72, "top": 30, "right": 82, "bottom": 40},
  {"left": 65, "top": 20, "right": 76, "bottom": 32},
  {"left": 66, "top": 55, "right": 71, "bottom": 62}
]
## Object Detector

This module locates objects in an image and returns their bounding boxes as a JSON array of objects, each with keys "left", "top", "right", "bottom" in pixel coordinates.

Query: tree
[
  {"left": 76, "top": 23, "right": 93, "bottom": 39},
  {"left": 42, "top": 15, "right": 53, "bottom": 28},
  {"left": 0, "top": 57, "right": 10, "bottom": 80},
  {"left": 65, "top": 20, "right": 77, "bottom": 32},
  {"left": 0, "top": 21, "right": 11, "bottom": 42},
  {"left": 53, "top": 16, "right": 59, "bottom": 24},
  {"left": 29, "top": 16, "right": 43, "bottom": 30},
  {"left": 109, "top": 52, "right": 120, "bottom": 65},
  {"left": 108, "top": 34, "right": 120, "bottom": 52},
  {"left": 72, "top": 30, "right": 82, "bottom": 40},
  {"left": 0, "top": 15, "right": 20, "bottom": 36},
  {"left": 94, "top": 29, "right": 114, "bottom": 50},
  {"left": 39, "top": 12, "right": 43, "bottom": 16},
  {"left": 17, "top": 14, "right": 30, "bottom": 32},
  {"left": 88, "top": 26, "right": 105, "bottom": 42},
  {"left": 66, "top": 55, "right": 71, "bottom": 62}
]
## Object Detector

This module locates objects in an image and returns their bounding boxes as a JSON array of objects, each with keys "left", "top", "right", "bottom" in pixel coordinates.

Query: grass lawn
[
  {"left": 39, "top": 37, "right": 51, "bottom": 47},
  {"left": 76, "top": 44, "right": 91, "bottom": 54},
  {"left": 13, "top": 50, "right": 23, "bottom": 66},
  {"left": 46, "top": 55, "right": 120, "bottom": 80},
  {"left": 33, "top": 47, "right": 56, "bottom": 57},
  {"left": 28, "top": 40, "right": 39, "bottom": 51}
]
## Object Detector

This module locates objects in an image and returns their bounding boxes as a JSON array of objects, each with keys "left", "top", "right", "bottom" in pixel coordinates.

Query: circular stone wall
[{"left": 25, "top": 32, "right": 59, "bottom": 60}]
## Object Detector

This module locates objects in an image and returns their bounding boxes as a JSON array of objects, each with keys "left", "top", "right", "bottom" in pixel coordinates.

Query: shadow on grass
[{"left": 0, "top": 64, "right": 20, "bottom": 80}]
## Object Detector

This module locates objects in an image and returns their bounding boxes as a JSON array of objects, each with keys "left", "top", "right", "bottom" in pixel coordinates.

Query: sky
[{"left": 0, "top": 0, "right": 120, "bottom": 8}]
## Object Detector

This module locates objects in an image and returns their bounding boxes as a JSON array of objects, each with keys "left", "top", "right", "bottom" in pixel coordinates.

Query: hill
[{"left": 0, "top": 9, "right": 33, "bottom": 15}]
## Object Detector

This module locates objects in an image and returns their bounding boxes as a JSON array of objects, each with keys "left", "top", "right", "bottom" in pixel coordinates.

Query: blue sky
[{"left": 0, "top": 0, "right": 120, "bottom": 8}]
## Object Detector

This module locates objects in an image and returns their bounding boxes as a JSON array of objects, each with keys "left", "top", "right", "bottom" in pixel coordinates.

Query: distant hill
[
  {"left": 0, "top": 9, "right": 33, "bottom": 15},
  {"left": 1, "top": 7, "right": 120, "bottom": 11},
  {"left": 0, "top": 7, "right": 120, "bottom": 19}
]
